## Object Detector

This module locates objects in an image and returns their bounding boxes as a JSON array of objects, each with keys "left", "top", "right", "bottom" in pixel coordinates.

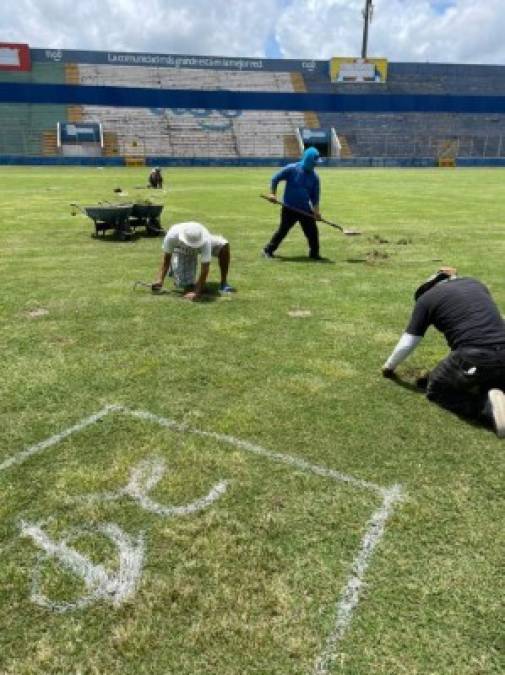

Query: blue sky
[
  {"left": 2, "top": 0, "right": 505, "bottom": 65},
  {"left": 265, "top": 33, "right": 282, "bottom": 59},
  {"left": 430, "top": 0, "right": 455, "bottom": 14}
]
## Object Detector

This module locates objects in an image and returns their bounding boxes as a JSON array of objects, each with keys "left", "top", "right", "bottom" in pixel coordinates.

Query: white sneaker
[{"left": 488, "top": 389, "right": 505, "bottom": 438}]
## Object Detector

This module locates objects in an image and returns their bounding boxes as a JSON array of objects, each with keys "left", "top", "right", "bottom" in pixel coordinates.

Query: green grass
[{"left": 1, "top": 166, "right": 504, "bottom": 674}]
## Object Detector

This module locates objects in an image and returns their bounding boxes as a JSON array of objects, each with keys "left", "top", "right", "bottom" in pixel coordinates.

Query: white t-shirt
[{"left": 162, "top": 222, "right": 212, "bottom": 263}]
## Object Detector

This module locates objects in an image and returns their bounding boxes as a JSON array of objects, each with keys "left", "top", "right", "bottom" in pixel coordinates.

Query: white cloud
[
  {"left": 1, "top": 0, "right": 280, "bottom": 57},
  {"left": 2, "top": 0, "right": 505, "bottom": 65},
  {"left": 276, "top": 0, "right": 505, "bottom": 64}
]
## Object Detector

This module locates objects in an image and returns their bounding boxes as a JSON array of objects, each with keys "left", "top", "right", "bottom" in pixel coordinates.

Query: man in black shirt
[{"left": 382, "top": 267, "right": 505, "bottom": 437}]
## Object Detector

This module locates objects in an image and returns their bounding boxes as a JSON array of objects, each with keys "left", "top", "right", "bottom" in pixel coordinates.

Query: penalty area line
[
  {"left": 2, "top": 402, "right": 404, "bottom": 669},
  {"left": 122, "top": 407, "right": 387, "bottom": 496},
  {"left": 0, "top": 404, "right": 121, "bottom": 474},
  {"left": 313, "top": 485, "right": 404, "bottom": 675}
]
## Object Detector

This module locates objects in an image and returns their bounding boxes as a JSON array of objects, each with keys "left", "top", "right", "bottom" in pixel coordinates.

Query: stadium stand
[
  {"left": 303, "top": 62, "right": 505, "bottom": 160},
  {"left": 2, "top": 47, "right": 505, "bottom": 165},
  {"left": 76, "top": 65, "right": 306, "bottom": 159},
  {"left": 0, "top": 61, "right": 68, "bottom": 155}
]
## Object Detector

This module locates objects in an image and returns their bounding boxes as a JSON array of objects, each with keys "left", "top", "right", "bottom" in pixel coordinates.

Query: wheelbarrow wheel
[
  {"left": 146, "top": 217, "right": 165, "bottom": 236},
  {"left": 118, "top": 227, "right": 133, "bottom": 242}
]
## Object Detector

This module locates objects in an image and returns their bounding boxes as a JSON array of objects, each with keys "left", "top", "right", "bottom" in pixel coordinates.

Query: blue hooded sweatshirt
[{"left": 270, "top": 147, "right": 320, "bottom": 212}]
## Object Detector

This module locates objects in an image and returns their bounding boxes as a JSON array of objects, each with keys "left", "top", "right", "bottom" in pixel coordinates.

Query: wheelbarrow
[
  {"left": 129, "top": 203, "right": 165, "bottom": 236},
  {"left": 71, "top": 203, "right": 134, "bottom": 240}
]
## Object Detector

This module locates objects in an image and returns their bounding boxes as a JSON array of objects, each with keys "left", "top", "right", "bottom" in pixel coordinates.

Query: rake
[{"left": 260, "top": 194, "right": 361, "bottom": 236}]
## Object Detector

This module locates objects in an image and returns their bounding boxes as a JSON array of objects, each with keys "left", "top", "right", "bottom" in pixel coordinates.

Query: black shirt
[{"left": 406, "top": 277, "right": 505, "bottom": 349}]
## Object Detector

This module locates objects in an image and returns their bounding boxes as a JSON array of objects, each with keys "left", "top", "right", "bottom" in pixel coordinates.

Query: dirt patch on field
[
  {"left": 25, "top": 308, "right": 49, "bottom": 319},
  {"left": 288, "top": 309, "right": 312, "bottom": 318}
]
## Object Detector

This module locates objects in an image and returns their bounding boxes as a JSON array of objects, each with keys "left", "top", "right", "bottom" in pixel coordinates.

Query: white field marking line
[
  {"left": 313, "top": 484, "right": 404, "bottom": 675},
  {"left": 122, "top": 408, "right": 387, "bottom": 497},
  {"left": 6, "top": 403, "right": 404, "bottom": 660},
  {"left": 122, "top": 457, "right": 229, "bottom": 516},
  {"left": 1, "top": 404, "right": 382, "bottom": 495},
  {"left": 22, "top": 521, "right": 145, "bottom": 612},
  {"left": 0, "top": 404, "right": 121, "bottom": 474},
  {"left": 123, "top": 406, "right": 405, "bottom": 667},
  {"left": 78, "top": 456, "right": 229, "bottom": 517}
]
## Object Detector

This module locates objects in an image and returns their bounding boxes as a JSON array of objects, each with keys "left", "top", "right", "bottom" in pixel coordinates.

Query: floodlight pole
[{"left": 361, "top": 0, "right": 374, "bottom": 58}]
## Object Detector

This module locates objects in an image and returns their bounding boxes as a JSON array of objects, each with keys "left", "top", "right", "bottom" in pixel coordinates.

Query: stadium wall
[
  {"left": 0, "top": 154, "right": 458, "bottom": 167},
  {"left": 5, "top": 154, "right": 504, "bottom": 167}
]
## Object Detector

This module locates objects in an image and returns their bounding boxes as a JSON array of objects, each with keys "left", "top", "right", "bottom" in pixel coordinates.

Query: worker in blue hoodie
[{"left": 263, "top": 146, "right": 323, "bottom": 260}]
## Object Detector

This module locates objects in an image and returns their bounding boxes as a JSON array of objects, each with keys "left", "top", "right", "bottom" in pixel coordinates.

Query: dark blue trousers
[{"left": 265, "top": 206, "right": 320, "bottom": 257}]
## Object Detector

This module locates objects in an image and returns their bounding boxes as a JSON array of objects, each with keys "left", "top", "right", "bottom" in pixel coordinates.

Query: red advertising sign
[{"left": 0, "top": 43, "right": 31, "bottom": 71}]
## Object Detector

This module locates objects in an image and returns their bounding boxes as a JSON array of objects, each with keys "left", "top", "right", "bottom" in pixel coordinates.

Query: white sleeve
[
  {"left": 383, "top": 333, "right": 422, "bottom": 370},
  {"left": 162, "top": 231, "right": 177, "bottom": 254}
]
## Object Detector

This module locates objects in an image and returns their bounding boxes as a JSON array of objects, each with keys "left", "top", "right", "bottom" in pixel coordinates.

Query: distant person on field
[
  {"left": 152, "top": 222, "right": 234, "bottom": 300},
  {"left": 148, "top": 167, "right": 163, "bottom": 189},
  {"left": 263, "top": 146, "right": 324, "bottom": 261},
  {"left": 382, "top": 267, "right": 505, "bottom": 437}
]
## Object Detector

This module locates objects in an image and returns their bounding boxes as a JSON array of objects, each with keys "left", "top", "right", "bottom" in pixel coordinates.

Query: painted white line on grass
[
  {"left": 313, "top": 484, "right": 404, "bottom": 675},
  {"left": 122, "top": 457, "right": 229, "bottom": 516},
  {"left": 7, "top": 403, "right": 404, "bottom": 664},
  {"left": 2, "top": 404, "right": 384, "bottom": 496},
  {"left": 0, "top": 404, "right": 120, "bottom": 474},
  {"left": 79, "top": 457, "right": 229, "bottom": 517},
  {"left": 122, "top": 407, "right": 385, "bottom": 496},
  {"left": 22, "top": 521, "right": 145, "bottom": 612}
]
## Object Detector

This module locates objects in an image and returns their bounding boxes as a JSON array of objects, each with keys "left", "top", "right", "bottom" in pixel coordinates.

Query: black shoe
[
  {"left": 415, "top": 375, "right": 429, "bottom": 391},
  {"left": 262, "top": 249, "right": 275, "bottom": 259},
  {"left": 309, "top": 254, "right": 327, "bottom": 261}
]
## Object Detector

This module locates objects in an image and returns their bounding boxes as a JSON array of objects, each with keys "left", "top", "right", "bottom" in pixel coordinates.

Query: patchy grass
[{"left": 1, "top": 166, "right": 505, "bottom": 674}]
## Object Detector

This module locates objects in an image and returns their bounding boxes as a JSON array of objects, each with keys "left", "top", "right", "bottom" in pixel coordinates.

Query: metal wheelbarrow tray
[
  {"left": 84, "top": 204, "right": 134, "bottom": 240},
  {"left": 129, "top": 203, "right": 165, "bottom": 236}
]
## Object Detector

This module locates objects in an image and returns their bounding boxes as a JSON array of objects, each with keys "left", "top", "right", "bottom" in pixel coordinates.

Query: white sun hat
[{"left": 179, "top": 222, "right": 210, "bottom": 249}]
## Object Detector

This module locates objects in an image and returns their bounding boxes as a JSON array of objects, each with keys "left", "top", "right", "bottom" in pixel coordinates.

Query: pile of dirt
[{"left": 366, "top": 249, "right": 390, "bottom": 263}]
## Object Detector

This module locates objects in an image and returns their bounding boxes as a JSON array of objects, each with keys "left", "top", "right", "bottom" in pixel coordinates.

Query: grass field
[{"left": 1, "top": 165, "right": 504, "bottom": 674}]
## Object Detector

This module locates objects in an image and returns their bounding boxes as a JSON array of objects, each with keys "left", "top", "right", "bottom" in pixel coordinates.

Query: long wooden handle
[{"left": 259, "top": 194, "right": 344, "bottom": 232}]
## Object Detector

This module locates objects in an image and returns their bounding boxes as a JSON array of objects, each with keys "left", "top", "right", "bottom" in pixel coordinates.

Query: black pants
[
  {"left": 426, "top": 346, "right": 505, "bottom": 420},
  {"left": 265, "top": 206, "right": 319, "bottom": 257}
]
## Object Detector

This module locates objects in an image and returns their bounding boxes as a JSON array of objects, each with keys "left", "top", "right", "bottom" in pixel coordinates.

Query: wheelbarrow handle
[{"left": 69, "top": 203, "right": 86, "bottom": 215}]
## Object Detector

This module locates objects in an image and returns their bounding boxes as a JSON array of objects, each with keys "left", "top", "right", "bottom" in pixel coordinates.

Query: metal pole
[{"left": 361, "top": 1, "right": 374, "bottom": 59}]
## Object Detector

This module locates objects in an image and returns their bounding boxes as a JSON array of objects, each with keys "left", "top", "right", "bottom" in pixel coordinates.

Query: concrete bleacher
[
  {"left": 303, "top": 62, "right": 505, "bottom": 96},
  {"left": 73, "top": 59, "right": 505, "bottom": 160},
  {"left": 303, "top": 63, "right": 505, "bottom": 159},
  {"left": 315, "top": 110, "right": 505, "bottom": 158},
  {"left": 0, "top": 62, "right": 68, "bottom": 155},
  {"left": 77, "top": 65, "right": 304, "bottom": 158}
]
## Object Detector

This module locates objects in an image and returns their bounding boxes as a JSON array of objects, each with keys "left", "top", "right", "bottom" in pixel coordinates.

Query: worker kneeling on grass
[
  {"left": 152, "top": 222, "right": 234, "bottom": 301},
  {"left": 148, "top": 167, "right": 163, "bottom": 189},
  {"left": 382, "top": 267, "right": 505, "bottom": 438}
]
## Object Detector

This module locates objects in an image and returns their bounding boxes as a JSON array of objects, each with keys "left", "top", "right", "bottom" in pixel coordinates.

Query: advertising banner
[
  {"left": 0, "top": 43, "right": 31, "bottom": 71},
  {"left": 59, "top": 122, "right": 101, "bottom": 144},
  {"left": 330, "top": 57, "right": 387, "bottom": 83},
  {"left": 30, "top": 48, "right": 328, "bottom": 75}
]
